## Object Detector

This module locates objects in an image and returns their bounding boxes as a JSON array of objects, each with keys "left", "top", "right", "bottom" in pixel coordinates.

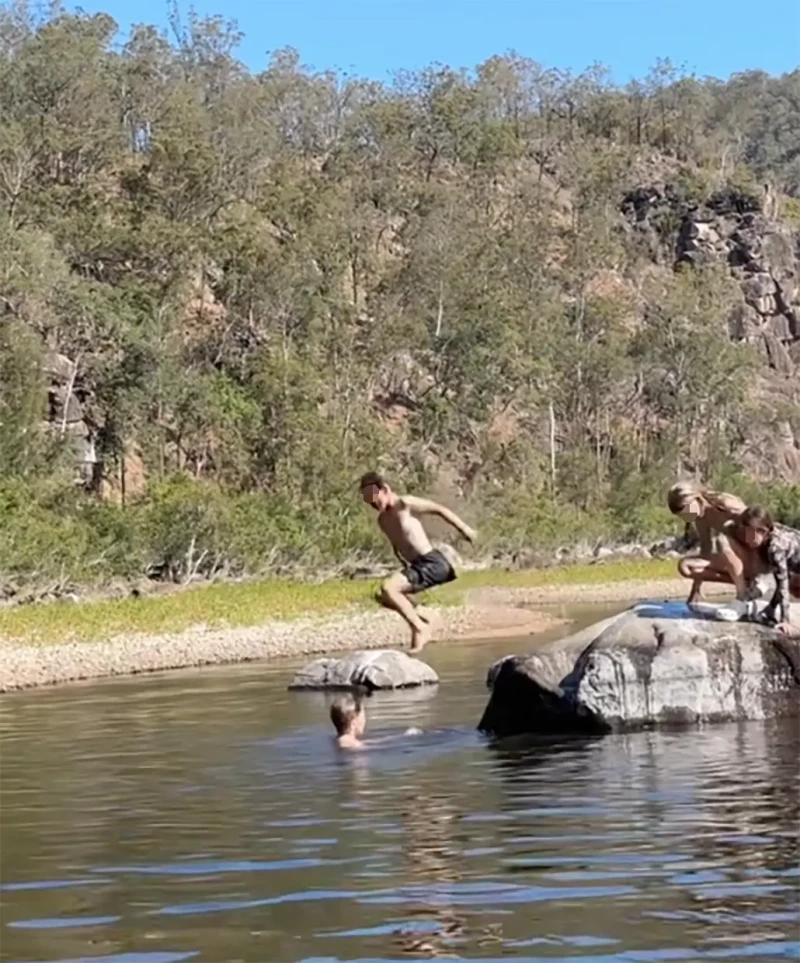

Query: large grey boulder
[
  {"left": 478, "top": 601, "right": 800, "bottom": 737},
  {"left": 289, "top": 649, "right": 438, "bottom": 691}
]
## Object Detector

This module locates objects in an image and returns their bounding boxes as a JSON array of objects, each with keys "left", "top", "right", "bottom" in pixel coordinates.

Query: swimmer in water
[
  {"left": 359, "top": 471, "right": 476, "bottom": 652},
  {"left": 330, "top": 694, "right": 422, "bottom": 751}
]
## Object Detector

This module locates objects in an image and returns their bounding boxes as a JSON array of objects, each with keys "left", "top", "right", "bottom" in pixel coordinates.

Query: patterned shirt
[{"left": 763, "top": 523, "right": 800, "bottom": 625}]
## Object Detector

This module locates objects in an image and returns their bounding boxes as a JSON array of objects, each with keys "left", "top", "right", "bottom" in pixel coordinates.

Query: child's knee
[{"left": 678, "top": 558, "right": 694, "bottom": 579}]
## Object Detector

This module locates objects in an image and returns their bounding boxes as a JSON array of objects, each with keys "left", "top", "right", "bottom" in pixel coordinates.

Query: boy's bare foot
[{"left": 410, "top": 623, "right": 432, "bottom": 653}]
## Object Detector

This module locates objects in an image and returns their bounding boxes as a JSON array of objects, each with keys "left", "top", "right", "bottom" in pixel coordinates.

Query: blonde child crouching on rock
[{"left": 667, "top": 481, "right": 769, "bottom": 604}]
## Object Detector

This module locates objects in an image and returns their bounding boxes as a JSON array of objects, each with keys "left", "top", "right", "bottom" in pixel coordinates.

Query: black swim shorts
[{"left": 404, "top": 550, "right": 456, "bottom": 594}]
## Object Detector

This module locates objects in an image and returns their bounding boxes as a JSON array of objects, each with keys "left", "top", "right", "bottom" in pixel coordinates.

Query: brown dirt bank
[{"left": 0, "top": 577, "right": 729, "bottom": 693}]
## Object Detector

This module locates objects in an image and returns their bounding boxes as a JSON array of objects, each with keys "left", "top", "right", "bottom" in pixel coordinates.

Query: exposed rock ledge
[{"left": 478, "top": 601, "right": 800, "bottom": 737}]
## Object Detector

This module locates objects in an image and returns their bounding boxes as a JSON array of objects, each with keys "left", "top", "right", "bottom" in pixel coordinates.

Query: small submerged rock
[
  {"left": 288, "top": 649, "right": 439, "bottom": 691},
  {"left": 479, "top": 600, "right": 800, "bottom": 737}
]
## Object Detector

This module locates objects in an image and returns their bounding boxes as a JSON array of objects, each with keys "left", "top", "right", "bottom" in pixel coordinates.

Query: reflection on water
[{"left": 1, "top": 608, "right": 798, "bottom": 963}]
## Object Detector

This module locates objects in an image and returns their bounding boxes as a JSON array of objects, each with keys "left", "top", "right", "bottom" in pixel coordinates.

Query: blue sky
[{"left": 68, "top": 0, "right": 799, "bottom": 82}]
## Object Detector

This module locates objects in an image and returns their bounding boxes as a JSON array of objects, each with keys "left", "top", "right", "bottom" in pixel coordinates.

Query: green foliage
[
  {"left": 479, "top": 487, "right": 612, "bottom": 553},
  {"left": 0, "top": 557, "right": 678, "bottom": 645},
  {"left": 0, "top": 9, "right": 798, "bottom": 594},
  {"left": 780, "top": 195, "right": 800, "bottom": 229},
  {"left": 0, "top": 477, "right": 145, "bottom": 584},
  {"left": 673, "top": 166, "right": 715, "bottom": 207},
  {"left": 0, "top": 319, "right": 46, "bottom": 476},
  {"left": 767, "top": 486, "right": 800, "bottom": 529},
  {"left": 0, "top": 474, "right": 386, "bottom": 589}
]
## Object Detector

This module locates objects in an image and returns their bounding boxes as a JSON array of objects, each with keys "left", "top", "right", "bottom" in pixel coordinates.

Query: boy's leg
[
  {"left": 379, "top": 573, "right": 432, "bottom": 651},
  {"left": 407, "top": 594, "right": 431, "bottom": 622},
  {"left": 405, "top": 553, "right": 455, "bottom": 648},
  {"left": 373, "top": 585, "right": 430, "bottom": 622}
]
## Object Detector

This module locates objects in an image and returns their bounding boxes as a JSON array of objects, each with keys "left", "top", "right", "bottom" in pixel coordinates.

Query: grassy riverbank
[{"left": 0, "top": 558, "right": 678, "bottom": 646}]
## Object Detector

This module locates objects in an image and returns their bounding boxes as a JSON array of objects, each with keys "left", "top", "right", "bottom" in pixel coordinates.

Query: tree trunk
[{"left": 59, "top": 353, "right": 82, "bottom": 436}]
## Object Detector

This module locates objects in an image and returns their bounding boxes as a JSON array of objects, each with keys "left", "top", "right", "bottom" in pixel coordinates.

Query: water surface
[{"left": 1, "top": 603, "right": 798, "bottom": 962}]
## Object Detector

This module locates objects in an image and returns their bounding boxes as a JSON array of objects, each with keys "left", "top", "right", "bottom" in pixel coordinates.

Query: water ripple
[
  {"left": 8, "top": 915, "right": 120, "bottom": 930},
  {"left": 1, "top": 633, "right": 798, "bottom": 963}
]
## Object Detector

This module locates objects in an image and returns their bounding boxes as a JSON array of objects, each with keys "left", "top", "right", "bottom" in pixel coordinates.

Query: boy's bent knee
[{"left": 379, "top": 577, "right": 402, "bottom": 602}]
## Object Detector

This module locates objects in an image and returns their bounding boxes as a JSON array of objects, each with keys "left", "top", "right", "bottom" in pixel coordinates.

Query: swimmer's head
[
  {"left": 330, "top": 693, "right": 366, "bottom": 738},
  {"left": 359, "top": 471, "right": 392, "bottom": 512}
]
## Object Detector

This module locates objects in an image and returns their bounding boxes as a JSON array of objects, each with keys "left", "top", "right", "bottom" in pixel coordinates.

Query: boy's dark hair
[
  {"left": 359, "top": 471, "right": 387, "bottom": 491},
  {"left": 330, "top": 693, "right": 363, "bottom": 735},
  {"left": 740, "top": 505, "right": 774, "bottom": 532}
]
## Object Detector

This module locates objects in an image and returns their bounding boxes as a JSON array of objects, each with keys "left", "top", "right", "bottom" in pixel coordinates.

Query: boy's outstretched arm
[
  {"left": 364, "top": 728, "right": 423, "bottom": 747},
  {"left": 403, "top": 495, "right": 477, "bottom": 542}
]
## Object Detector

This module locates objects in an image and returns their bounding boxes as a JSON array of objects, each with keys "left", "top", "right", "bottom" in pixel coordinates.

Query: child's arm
[
  {"left": 696, "top": 519, "right": 713, "bottom": 559},
  {"left": 403, "top": 495, "right": 477, "bottom": 542},
  {"left": 363, "top": 728, "right": 423, "bottom": 747},
  {"left": 717, "top": 534, "right": 749, "bottom": 600},
  {"left": 762, "top": 538, "right": 791, "bottom": 629}
]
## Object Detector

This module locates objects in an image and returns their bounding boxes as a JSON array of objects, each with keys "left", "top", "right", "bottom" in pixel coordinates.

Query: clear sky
[{"left": 67, "top": 0, "right": 799, "bottom": 83}]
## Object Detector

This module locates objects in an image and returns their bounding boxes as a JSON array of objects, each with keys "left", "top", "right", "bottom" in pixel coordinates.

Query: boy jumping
[{"left": 359, "top": 471, "right": 476, "bottom": 651}]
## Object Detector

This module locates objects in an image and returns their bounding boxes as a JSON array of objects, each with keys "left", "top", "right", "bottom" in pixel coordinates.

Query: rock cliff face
[
  {"left": 622, "top": 181, "right": 800, "bottom": 481},
  {"left": 623, "top": 183, "right": 799, "bottom": 360}
]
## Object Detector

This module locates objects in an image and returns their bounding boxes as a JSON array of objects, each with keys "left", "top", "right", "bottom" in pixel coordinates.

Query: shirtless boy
[
  {"left": 330, "top": 694, "right": 368, "bottom": 750},
  {"left": 359, "top": 472, "right": 476, "bottom": 651},
  {"left": 330, "top": 693, "right": 422, "bottom": 751}
]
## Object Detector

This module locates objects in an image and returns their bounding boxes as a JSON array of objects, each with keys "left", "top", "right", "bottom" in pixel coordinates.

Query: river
[{"left": 1, "top": 603, "right": 798, "bottom": 963}]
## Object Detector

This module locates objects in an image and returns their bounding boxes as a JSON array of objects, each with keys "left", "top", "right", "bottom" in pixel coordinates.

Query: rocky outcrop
[
  {"left": 622, "top": 183, "right": 799, "bottom": 368},
  {"left": 622, "top": 179, "right": 800, "bottom": 481},
  {"left": 478, "top": 601, "right": 800, "bottom": 738},
  {"left": 288, "top": 649, "right": 439, "bottom": 691}
]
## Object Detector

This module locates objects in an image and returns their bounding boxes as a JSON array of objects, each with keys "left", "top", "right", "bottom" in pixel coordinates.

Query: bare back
[
  {"left": 694, "top": 496, "right": 747, "bottom": 556},
  {"left": 378, "top": 499, "right": 433, "bottom": 563}
]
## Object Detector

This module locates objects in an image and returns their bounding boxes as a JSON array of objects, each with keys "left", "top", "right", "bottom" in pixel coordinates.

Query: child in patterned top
[{"left": 727, "top": 506, "right": 800, "bottom": 635}]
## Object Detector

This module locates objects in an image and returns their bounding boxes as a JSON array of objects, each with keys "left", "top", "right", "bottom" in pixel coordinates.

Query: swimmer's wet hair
[
  {"left": 359, "top": 471, "right": 388, "bottom": 491},
  {"left": 330, "top": 693, "right": 363, "bottom": 735}
]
